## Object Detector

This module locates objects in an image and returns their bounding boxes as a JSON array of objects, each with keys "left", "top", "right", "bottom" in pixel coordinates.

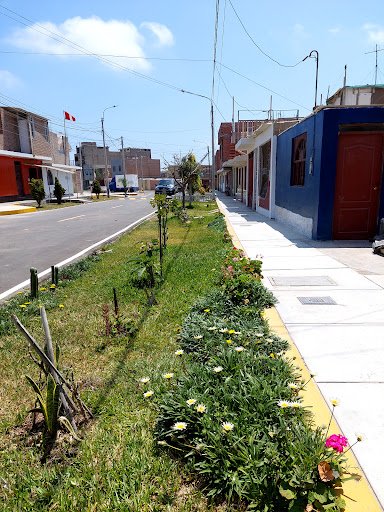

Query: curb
[
  {"left": 0, "top": 211, "right": 155, "bottom": 303},
  {"left": 216, "top": 198, "right": 382, "bottom": 512},
  {"left": 0, "top": 205, "right": 36, "bottom": 215}
]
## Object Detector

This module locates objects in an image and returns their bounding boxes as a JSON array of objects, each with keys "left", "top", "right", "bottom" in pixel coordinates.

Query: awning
[{"left": 35, "top": 164, "right": 76, "bottom": 174}]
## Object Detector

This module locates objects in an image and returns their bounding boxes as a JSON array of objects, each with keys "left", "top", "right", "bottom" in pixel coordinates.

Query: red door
[
  {"left": 332, "top": 132, "right": 383, "bottom": 239},
  {"left": 247, "top": 152, "right": 254, "bottom": 207}
]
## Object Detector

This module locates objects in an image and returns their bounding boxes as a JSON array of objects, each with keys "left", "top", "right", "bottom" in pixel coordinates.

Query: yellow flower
[
  {"left": 59, "top": 305, "right": 64, "bottom": 308},
  {"left": 228, "top": 330, "right": 235, "bottom": 334},
  {"left": 204, "top": 309, "right": 210, "bottom": 312},
  {"left": 226, "top": 339, "right": 232, "bottom": 344},
  {"left": 208, "top": 327, "right": 216, "bottom": 331},
  {"left": 357, "top": 435, "right": 363, "bottom": 442},
  {"left": 331, "top": 399, "right": 339, "bottom": 407},
  {"left": 50, "top": 285, "right": 56, "bottom": 289},
  {"left": 17, "top": 291, "right": 23, "bottom": 294},
  {"left": 261, "top": 312, "right": 266, "bottom": 316},
  {"left": 64, "top": 295, "right": 68, "bottom": 298},
  {"left": 290, "top": 402, "right": 302, "bottom": 408},
  {"left": 172, "top": 422, "right": 187, "bottom": 430},
  {"left": 19, "top": 304, "right": 26, "bottom": 308},
  {"left": 176, "top": 327, "right": 181, "bottom": 332},
  {"left": 40, "top": 288, "right": 46, "bottom": 291},
  {"left": 222, "top": 422, "right": 234, "bottom": 432},
  {"left": 24, "top": 302, "right": 30, "bottom": 305},
  {"left": 270, "top": 353, "right": 275, "bottom": 358},
  {"left": 194, "top": 335, "right": 203, "bottom": 339},
  {"left": 163, "top": 373, "right": 174, "bottom": 379}
]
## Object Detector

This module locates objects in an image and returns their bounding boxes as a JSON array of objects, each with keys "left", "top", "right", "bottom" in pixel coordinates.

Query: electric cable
[{"left": 228, "top": 0, "right": 307, "bottom": 68}]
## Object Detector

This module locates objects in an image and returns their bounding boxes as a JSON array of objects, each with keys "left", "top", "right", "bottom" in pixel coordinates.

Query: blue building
[{"left": 275, "top": 106, "right": 384, "bottom": 240}]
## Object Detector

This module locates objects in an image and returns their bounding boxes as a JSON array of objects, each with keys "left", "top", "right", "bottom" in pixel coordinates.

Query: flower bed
[{"left": 148, "top": 215, "right": 351, "bottom": 511}]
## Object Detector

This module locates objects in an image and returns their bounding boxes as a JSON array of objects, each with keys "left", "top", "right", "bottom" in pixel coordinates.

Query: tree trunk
[{"left": 188, "top": 183, "right": 193, "bottom": 207}]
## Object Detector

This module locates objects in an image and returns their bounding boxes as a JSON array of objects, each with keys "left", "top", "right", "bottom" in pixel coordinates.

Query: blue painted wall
[
  {"left": 276, "top": 107, "right": 384, "bottom": 239},
  {"left": 275, "top": 111, "right": 324, "bottom": 238}
]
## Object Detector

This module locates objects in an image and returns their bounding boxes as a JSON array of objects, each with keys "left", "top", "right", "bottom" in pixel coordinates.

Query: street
[{"left": 0, "top": 193, "right": 154, "bottom": 295}]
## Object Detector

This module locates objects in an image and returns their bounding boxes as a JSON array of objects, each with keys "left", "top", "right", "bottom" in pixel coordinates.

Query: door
[
  {"left": 14, "top": 161, "right": 25, "bottom": 197},
  {"left": 247, "top": 152, "right": 254, "bottom": 207},
  {"left": 332, "top": 132, "right": 383, "bottom": 239}
]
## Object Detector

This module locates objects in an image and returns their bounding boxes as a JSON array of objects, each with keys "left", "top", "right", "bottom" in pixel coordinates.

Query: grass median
[{"left": 0, "top": 202, "right": 228, "bottom": 511}]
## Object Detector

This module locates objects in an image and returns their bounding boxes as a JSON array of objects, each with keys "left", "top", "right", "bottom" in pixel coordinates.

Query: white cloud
[
  {"left": 141, "top": 22, "right": 174, "bottom": 47},
  {"left": 6, "top": 16, "right": 174, "bottom": 72},
  {"left": 328, "top": 27, "right": 340, "bottom": 34},
  {"left": 0, "top": 70, "right": 21, "bottom": 88},
  {"left": 292, "top": 23, "right": 309, "bottom": 38},
  {"left": 363, "top": 23, "right": 384, "bottom": 44}
]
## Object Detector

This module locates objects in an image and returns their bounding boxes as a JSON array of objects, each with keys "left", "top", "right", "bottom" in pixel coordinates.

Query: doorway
[
  {"left": 14, "top": 161, "right": 25, "bottom": 197},
  {"left": 332, "top": 132, "right": 383, "bottom": 239},
  {"left": 247, "top": 152, "right": 254, "bottom": 207}
]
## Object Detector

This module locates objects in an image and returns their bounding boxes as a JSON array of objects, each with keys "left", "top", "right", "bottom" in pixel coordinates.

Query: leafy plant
[
  {"left": 91, "top": 179, "right": 102, "bottom": 199},
  {"left": 29, "top": 178, "right": 45, "bottom": 207},
  {"left": 53, "top": 177, "right": 66, "bottom": 204},
  {"left": 129, "top": 240, "right": 161, "bottom": 291},
  {"left": 25, "top": 374, "right": 78, "bottom": 447}
]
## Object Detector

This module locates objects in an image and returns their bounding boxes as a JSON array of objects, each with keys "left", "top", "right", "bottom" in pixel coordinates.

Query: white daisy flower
[
  {"left": 278, "top": 400, "right": 290, "bottom": 408},
  {"left": 234, "top": 346, "right": 245, "bottom": 352},
  {"left": 163, "top": 373, "right": 174, "bottom": 379},
  {"left": 172, "top": 422, "right": 187, "bottom": 431},
  {"left": 174, "top": 349, "right": 184, "bottom": 355},
  {"left": 222, "top": 422, "right": 234, "bottom": 432},
  {"left": 143, "top": 390, "right": 154, "bottom": 398},
  {"left": 186, "top": 399, "right": 197, "bottom": 406},
  {"left": 213, "top": 366, "right": 223, "bottom": 373},
  {"left": 196, "top": 404, "right": 206, "bottom": 413},
  {"left": 139, "top": 377, "right": 150, "bottom": 383}
]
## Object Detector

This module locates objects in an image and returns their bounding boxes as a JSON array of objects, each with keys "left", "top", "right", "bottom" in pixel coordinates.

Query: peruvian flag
[{"left": 64, "top": 111, "right": 76, "bottom": 121}]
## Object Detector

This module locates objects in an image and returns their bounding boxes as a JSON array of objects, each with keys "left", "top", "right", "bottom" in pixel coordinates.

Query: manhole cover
[
  {"left": 298, "top": 296, "right": 337, "bottom": 305},
  {"left": 269, "top": 276, "right": 336, "bottom": 286}
]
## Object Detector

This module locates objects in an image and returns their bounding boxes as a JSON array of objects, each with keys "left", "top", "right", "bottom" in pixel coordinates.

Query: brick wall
[
  {"left": 0, "top": 109, "right": 21, "bottom": 152},
  {"left": 30, "top": 116, "right": 51, "bottom": 156},
  {"left": 125, "top": 157, "right": 160, "bottom": 178}
]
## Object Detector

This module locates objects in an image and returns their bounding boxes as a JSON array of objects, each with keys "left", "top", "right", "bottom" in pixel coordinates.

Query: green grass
[{"left": 0, "top": 202, "right": 233, "bottom": 511}]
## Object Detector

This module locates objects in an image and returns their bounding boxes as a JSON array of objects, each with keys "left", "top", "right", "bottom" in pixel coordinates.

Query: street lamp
[
  {"left": 181, "top": 90, "right": 216, "bottom": 193},
  {"left": 303, "top": 50, "right": 319, "bottom": 109},
  {"left": 101, "top": 105, "right": 117, "bottom": 198}
]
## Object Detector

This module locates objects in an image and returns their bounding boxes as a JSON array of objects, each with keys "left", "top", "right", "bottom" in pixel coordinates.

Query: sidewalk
[{"left": 217, "top": 192, "right": 384, "bottom": 510}]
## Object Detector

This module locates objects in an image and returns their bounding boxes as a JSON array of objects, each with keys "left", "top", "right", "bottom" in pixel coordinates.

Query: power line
[
  {"left": 211, "top": 0, "right": 220, "bottom": 102},
  {"left": 0, "top": 50, "right": 212, "bottom": 62},
  {"left": 220, "top": 63, "right": 311, "bottom": 111},
  {"left": 228, "top": 0, "right": 306, "bottom": 68}
]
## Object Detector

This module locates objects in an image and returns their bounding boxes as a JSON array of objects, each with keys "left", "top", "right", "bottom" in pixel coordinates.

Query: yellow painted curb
[
  {"left": 0, "top": 206, "right": 36, "bottom": 215},
  {"left": 216, "top": 198, "right": 382, "bottom": 512}
]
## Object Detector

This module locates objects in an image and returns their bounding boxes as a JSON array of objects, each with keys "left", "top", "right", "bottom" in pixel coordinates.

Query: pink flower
[
  {"left": 325, "top": 434, "right": 348, "bottom": 453},
  {"left": 233, "top": 257, "right": 239, "bottom": 262},
  {"left": 227, "top": 266, "right": 234, "bottom": 271},
  {"left": 134, "top": 313, "right": 139, "bottom": 317}
]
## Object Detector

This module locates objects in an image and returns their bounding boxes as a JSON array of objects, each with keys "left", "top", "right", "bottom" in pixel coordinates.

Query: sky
[{"left": 1, "top": 0, "right": 384, "bottom": 168}]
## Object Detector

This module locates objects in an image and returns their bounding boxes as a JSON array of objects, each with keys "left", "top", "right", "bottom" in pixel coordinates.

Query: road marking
[
  {"left": 24, "top": 229, "right": 28, "bottom": 231},
  {"left": 0, "top": 211, "right": 155, "bottom": 302},
  {"left": 57, "top": 214, "right": 85, "bottom": 223},
  {"left": 129, "top": 198, "right": 136, "bottom": 200},
  {"left": 112, "top": 205, "right": 123, "bottom": 209},
  {"left": 140, "top": 197, "right": 147, "bottom": 200}
]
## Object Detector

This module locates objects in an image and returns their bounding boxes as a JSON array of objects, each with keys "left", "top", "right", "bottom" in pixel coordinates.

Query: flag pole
[{"left": 63, "top": 111, "right": 67, "bottom": 165}]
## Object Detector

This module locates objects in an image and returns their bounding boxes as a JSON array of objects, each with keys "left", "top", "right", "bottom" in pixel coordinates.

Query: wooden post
[
  {"left": 40, "top": 307, "right": 77, "bottom": 432},
  {"left": 30, "top": 267, "right": 38, "bottom": 299}
]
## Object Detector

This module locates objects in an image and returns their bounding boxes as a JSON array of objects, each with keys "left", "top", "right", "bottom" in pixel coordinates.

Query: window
[
  {"left": 47, "top": 170, "right": 53, "bottom": 185},
  {"left": 291, "top": 133, "right": 307, "bottom": 186},
  {"left": 29, "top": 116, "right": 35, "bottom": 138},
  {"left": 45, "top": 123, "right": 50, "bottom": 142}
]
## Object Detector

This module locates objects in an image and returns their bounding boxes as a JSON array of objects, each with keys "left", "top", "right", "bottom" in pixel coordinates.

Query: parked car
[{"left": 155, "top": 178, "right": 178, "bottom": 195}]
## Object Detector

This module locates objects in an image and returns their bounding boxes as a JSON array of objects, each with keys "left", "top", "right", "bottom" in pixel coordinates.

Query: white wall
[{"left": 42, "top": 168, "right": 74, "bottom": 199}]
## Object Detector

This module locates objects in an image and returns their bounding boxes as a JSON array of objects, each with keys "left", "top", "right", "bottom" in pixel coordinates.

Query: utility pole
[
  {"left": 140, "top": 155, "right": 143, "bottom": 188},
  {"left": 101, "top": 117, "right": 109, "bottom": 198},
  {"left": 375, "top": 44, "right": 378, "bottom": 86},
  {"left": 101, "top": 105, "right": 117, "bottom": 198},
  {"left": 121, "top": 136, "right": 126, "bottom": 197},
  {"left": 211, "top": 103, "right": 215, "bottom": 192}
]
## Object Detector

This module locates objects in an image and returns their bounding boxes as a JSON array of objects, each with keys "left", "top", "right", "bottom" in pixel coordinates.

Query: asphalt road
[{"left": 0, "top": 193, "right": 155, "bottom": 295}]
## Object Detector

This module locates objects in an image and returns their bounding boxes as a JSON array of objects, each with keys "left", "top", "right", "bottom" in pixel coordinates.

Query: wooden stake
[{"left": 40, "top": 307, "right": 78, "bottom": 432}]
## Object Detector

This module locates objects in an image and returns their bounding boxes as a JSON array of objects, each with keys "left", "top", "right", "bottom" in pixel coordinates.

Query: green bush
[
  {"left": 91, "top": 179, "right": 102, "bottom": 199},
  {"left": 53, "top": 177, "right": 65, "bottom": 204},
  {"left": 29, "top": 178, "right": 45, "bottom": 207}
]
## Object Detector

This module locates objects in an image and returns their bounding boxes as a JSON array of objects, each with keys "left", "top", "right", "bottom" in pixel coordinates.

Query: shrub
[
  {"left": 92, "top": 179, "right": 102, "bottom": 199},
  {"left": 29, "top": 178, "right": 45, "bottom": 207},
  {"left": 53, "top": 177, "right": 66, "bottom": 204}
]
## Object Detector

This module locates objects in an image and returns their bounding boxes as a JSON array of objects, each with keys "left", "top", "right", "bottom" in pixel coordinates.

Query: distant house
[
  {"left": 0, "top": 107, "right": 80, "bottom": 202},
  {"left": 327, "top": 84, "right": 384, "bottom": 106},
  {"left": 275, "top": 106, "right": 384, "bottom": 240}
]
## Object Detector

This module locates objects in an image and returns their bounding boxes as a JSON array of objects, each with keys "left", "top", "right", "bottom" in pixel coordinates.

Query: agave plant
[{"left": 26, "top": 374, "right": 79, "bottom": 444}]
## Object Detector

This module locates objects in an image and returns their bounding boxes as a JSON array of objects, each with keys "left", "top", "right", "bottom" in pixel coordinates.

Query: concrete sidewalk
[{"left": 217, "top": 192, "right": 384, "bottom": 510}]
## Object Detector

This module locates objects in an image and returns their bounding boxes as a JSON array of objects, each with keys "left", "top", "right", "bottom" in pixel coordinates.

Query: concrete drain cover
[
  {"left": 269, "top": 276, "right": 336, "bottom": 286},
  {"left": 298, "top": 296, "right": 337, "bottom": 305}
]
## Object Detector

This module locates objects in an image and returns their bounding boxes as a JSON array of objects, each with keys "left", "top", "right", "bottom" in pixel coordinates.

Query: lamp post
[
  {"left": 303, "top": 50, "right": 319, "bottom": 109},
  {"left": 181, "top": 90, "right": 216, "bottom": 193},
  {"left": 101, "top": 105, "right": 117, "bottom": 198}
]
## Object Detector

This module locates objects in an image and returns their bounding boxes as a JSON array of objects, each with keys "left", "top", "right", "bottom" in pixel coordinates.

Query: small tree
[
  {"left": 29, "top": 178, "right": 45, "bottom": 207},
  {"left": 120, "top": 176, "right": 128, "bottom": 197},
  {"left": 92, "top": 179, "right": 102, "bottom": 199},
  {"left": 167, "top": 153, "right": 203, "bottom": 208},
  {"left": 53, "top": 177, "right": 65, "bottom": 204}
]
